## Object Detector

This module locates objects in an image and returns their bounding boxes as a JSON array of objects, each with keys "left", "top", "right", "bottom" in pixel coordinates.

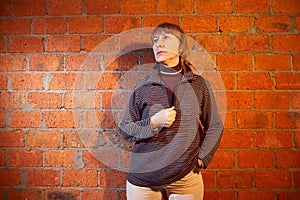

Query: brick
[
  {"left": 144, "top": 16, "right": 179, "bottom": 28},
  {"left": 237, "top": 112, "right": 273, "bottom": 129},
  {"left": 237, "top": 191, "right": 274, "bottom": 200},
  {"left": 45, "top": 190, "right": 80, "bottom": 200},
  {"left": 254, "top": 92, "right": 290, "bottom": 109},
  {"left": 8, "top": 150, "right": 42, "bottom": 167},
  {"left": 293, "top": 53, "right": 300, "bottom": 70},
  {"left": 0, "top": 150, "right": 5, "bottom": 166},
  {"left": 11, "top": 73, "right": 44, "bottom": 90},
  {"left": 217, "top": 54, "right": 252, "bottom": 71},
  {"left": 64, "top": 130, "right": 99, "bottom": 148},
  {"left": 196, "top": 35, "right": 232, "bottom": 52},
  {"left": 48, "top": 73, "right": 84, "bottom": 90},
  {"left": 119, "top": 34, "right": 152, "bottom": 52},
  {"left": 219, "top": 16, "right": 255, "bottom": 33},
  {"left": 27, "top": 170, "right": 60, "bottom": 187},
  {"left": 100, "top": 170, "right": 127, "bottom": 188},
  {"left": 234, "top": 0, "right": 270, "bottom": 14},
  {"left": 83, "top": 36, "right": 118, "bottom": 52},
  {"left": 234, "top": 35, "right": 270, "bottom": 52},
  {"left": 182, "top": 16, "right": 217, "bottom": 33},
  {"left": 220, "top": 72, "right": 235, "bottom": 90},
  {"left": 292, "top": 92, "right": 300, "bottom": 109},
  {"left": 273, "top": 35, "right": 300, "bottom": 52},
  {"left": 10, "top": 37, "right": 44, "bottom": 53},
  {"left": 219, "top": 130, "right": 254, "bottom": 148},
  {"left": 196, "top": 0, "right": 232, "bottom": 14},
  {"left": 27, "top": 130, "right": 61, "bottom": 148},
  {"left": 32, "top": 18, "right": 66, "bottom": 34},
  {"left": 273, "top": 0, "right": 300, "bottom": 14},
  {"left": 82, "top": 111, "right": 116, "bottom": 129},
  {"left": 88, "top": 150, "right": 119, "bottom": 169},
  {"left": 0, "top": 18, "right": 31, "bottom": 34},
  {"left": 276, "top": 191, "right": 300, "bottom": 200},
  {"left": 204, "top": 191, "right": 236, "bottom": 200},
  {"left": 255, "top": 54, "right": 290, "bottom": 70},
  {"left": 0, "top": 169, "right": 22, "bottom": 186},
  {"left": 0, "top": 74, "right": 7, "bottom": 90},
  {"left": 0, "top": 92, "right": 26, "bottom": 109},
  {"left": 83, "top": 150, "right": 106, "bottom": 168},
  {"left": 276, "top": 72, "right": 300, "bottom": 90},
  {"left": 121, "top": 0, "right": 156, "bottom": 14},
  {"left": 295, "top": 171, "right": 300, "bottom": 188},
  {"left": 105, "top": 54, "right": 138, "bottom": 71},
  {"left": 86, "top": 73, "right": 120, "bottom": 90},
  {"left": 69, "top": 17, "right": 104, "bottom": 34},
  {"left": 70, "top": 54, "right": 102, "bottom": 72},
  {"left": 30, "top": 54, "right": 63, "bottom": 71},
  {"left": 102, "top": 91, "right": 131, "bottom": 110},
  {"left": 256, "top": 170, "right": 292, "bottom": 189},
  {"left": 257, "top": 16, "right": 291, "bottom": 32},
  {"left": 46, "top": 36, "right": 80, "bottom": 52},
  {"left": 11, "top": 111, "right": 42, "bottom": 128},
  {"left": 257, "top": 131, "right": 293, "bottom": 148},
  {"left": 159, "top": 0, "right": 194, "bottom": 14},
  {"left": 45, "top": 150, "right": 76, "bottom": 167},
  {"left": 201, "top": 171, "right": 214, "bottom": 189},
  {"left": 226, "top": 92, "right": 252, "bottom": 109},
  {"left": 296, "top": 132, "right": 300, "bottom": 148},
  {"left": 0, "top": 55, "right": 27, "bottom": 72},
  {"left": 62, "top": 170, "right": 98, "bottom": 187},
  {"left": 65, "top": 92, "right": 100, "bottom": 109},
  {"left": 0, "top": 0, "right": 9, "bottom": 16},
  {"left": 120, "top": 149, "right": 131, "bottom": 168},
  {"left": 48, "top": 0, "right": 82, "bottom": 15},
  {"left": 223, "top": 111, "right": 235, "bottom": 129},
  {"left": 82, "top": 190, "right": 118, "bottom": 200},
  {"left": 276, "top": 112, "right": 300, "bottom": 129},
  {"left": 209, "top": 150, "right": 235, "bottom": 169},
  {"left": 28, "top": 92, "right": 62, "bottom": 109},
  {"left": 296, "top": 17, "right": 300, "bottom": 31},
  {"left": 0, "top": 111, "right": 5, "bottom": 128},
  {"left": 122, "top": 72, "right": 148, "bottom": 90},
  {"left": 105, "top": 16, "right": 142, "bottom": 34},
  {"left": 216, "top": 171, "right": 254, "bottom": 188},
  {"left": 237, "top": 72, "right": 273, "bottom": 90},
  {"left": 66, "top": 54, "right": 87, "bottom": 71},
  {"left": 85, "top": 0, "right": 119, "bottom": 15},
  {"left": 8, "top": 189, "right": 42, "bottom": 200},
  {"left": 12, "top": 0, "right": 46, "bottom": 16},
  {"left": 276, "top": 150, "right": 300, "bottom": 168},
  {"left": 238, "top": 150, "right": 274, "bottom": 168},
  {"left": 0, "top": 36, "right": 8, "bottom": 52},
  {"left": 44, "top": 111, "right": 79, "bottom": 128},
  {"left": 0, "top": 130, "right": 24, "bottom": 148}
]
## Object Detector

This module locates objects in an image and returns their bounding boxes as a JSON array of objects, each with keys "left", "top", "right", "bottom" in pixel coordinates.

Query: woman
[{"left": 119, "top": 23, "right": 223, "bottom": 200}]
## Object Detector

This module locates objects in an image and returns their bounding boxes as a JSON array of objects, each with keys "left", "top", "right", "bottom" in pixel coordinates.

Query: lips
[{"left": 156, "top": 50, "right": 168, "bottom": 55}]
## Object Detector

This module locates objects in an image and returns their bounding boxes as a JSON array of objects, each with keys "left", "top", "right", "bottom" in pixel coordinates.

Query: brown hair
[{"left": 151, "top": 23, "right": 190, "bottom": 59}]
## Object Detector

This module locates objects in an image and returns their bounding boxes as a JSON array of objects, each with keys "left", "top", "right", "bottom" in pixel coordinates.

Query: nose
[{"left": 156, "top": 36, "right": 164, "bottom": 48}]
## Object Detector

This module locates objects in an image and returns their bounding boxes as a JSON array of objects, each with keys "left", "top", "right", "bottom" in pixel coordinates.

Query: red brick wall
[{"left": 0, "top": 0, "right": 300, "bottom": 199}]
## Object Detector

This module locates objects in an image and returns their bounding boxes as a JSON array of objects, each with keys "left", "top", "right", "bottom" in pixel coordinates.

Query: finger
[{"left": 166, "top": 106, "right": 175, "bottom": 111}]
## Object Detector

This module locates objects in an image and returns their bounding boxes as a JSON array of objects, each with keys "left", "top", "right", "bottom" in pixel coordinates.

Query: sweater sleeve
[
  {"left": 118, "top": 86, "right": 158, "bottom": 142},
  {"left": 198, "top": 80, "right": 224, "bottom": 168}
]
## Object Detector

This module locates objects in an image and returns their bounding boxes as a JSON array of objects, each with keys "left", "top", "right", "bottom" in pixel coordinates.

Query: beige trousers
[{"left": 126, "top": 170, "right": 204, "bottom": 200}]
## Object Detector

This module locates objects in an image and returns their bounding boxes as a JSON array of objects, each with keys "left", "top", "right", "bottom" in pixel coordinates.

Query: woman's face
[{"left": 152, "top": 32, "right": 181, "bottom": 67}]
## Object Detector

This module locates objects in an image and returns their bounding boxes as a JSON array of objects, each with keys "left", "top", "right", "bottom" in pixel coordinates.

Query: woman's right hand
[{"left": 150, "top": 106, "right": 176, "bottom": 129}]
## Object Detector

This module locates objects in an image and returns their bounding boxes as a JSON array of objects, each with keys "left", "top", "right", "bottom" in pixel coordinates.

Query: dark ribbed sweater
[{"left": 119, "top": 60, "right": 223, "bottom": 187}]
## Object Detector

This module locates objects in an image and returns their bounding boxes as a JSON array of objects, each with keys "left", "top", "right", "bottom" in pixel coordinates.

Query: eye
[
  {"left": 163, "top": 35, "right": 170, "bottom": 40},
  {"left": 152, "top": 37, "right": 158, "bottom": 43}
]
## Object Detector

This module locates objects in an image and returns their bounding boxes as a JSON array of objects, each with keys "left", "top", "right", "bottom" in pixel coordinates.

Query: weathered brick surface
[{"left": 1, "top": 0, "right": 299, "bottom": 199}]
